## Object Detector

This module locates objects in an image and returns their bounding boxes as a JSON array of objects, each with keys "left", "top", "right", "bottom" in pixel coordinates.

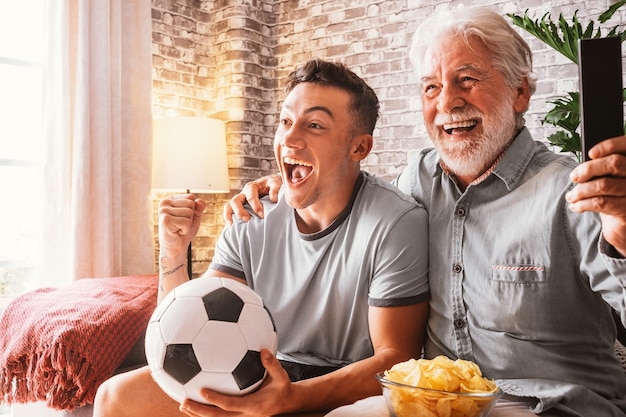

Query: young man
[
  {"left": 93, "top": 59, "right": 430, "bottom": 417},
  {"left": 228, "top": 8, "right": 626, "bottom": 417}
]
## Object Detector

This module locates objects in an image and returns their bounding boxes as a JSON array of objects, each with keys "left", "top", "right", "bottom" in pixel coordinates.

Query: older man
[{"left": 228, "top": 8, "right": 626, "bottom": 417}]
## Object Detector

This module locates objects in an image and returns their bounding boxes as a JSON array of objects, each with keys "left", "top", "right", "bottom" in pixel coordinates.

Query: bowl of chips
[{"left": 377, "top": 356, "right": 502, "bottom": 417}]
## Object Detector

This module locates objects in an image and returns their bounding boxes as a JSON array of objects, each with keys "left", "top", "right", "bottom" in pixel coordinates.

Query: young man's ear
[{"left": 351, "top": 134, "right": 373, "bottom": 161}]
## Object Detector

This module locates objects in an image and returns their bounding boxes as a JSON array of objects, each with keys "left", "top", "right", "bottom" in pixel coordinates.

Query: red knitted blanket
[{"left": 0, "top": 275, "right": 157, "bottom": 410}]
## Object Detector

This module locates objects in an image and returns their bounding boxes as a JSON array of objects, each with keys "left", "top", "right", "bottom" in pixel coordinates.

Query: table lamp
[{"left": 152, "top": 116, "right": 230, "bottom": 277}]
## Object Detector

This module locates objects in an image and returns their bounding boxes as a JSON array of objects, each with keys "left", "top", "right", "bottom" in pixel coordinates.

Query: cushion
[{"left": 0, "top": 275, "right": 157, "bottom": 411}]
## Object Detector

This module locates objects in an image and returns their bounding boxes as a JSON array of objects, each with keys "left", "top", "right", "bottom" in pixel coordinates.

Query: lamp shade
[{"left": 152, "top": 117, "right": 230, "bottom": 193}]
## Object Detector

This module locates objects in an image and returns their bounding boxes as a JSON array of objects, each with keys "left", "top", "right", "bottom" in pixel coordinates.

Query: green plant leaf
[
  {"left": 599, "top": 0, "right": 626, "bottom": 23},
  {"left": 545, "top": 131, "right": 582, "bottom": 160},
  {"left": 558, "top": 12, "right": 580, "bottom": 62},
  {"left": 508, "top": 4, "right": 625, "bottom": 159}
]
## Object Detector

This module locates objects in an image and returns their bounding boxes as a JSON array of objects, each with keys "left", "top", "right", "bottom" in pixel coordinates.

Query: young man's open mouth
[{"left": 284, "top": 157, "right": 313, "bottom": 185}]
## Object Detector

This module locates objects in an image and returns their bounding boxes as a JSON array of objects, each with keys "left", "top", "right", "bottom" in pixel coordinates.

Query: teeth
[
  {"left": 442, "top": 120, "right": 477, "bottom": 130},
  {"left": 284, "top": 157, "right": 312, "bottom": 166}
]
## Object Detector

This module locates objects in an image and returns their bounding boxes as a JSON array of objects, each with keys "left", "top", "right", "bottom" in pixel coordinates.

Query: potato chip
[
  {"left": 386, "top": 356, "right": 497, "bottom": 393},
  {"left": 380, "top": 356, "right": 499, "bottom": 417}
]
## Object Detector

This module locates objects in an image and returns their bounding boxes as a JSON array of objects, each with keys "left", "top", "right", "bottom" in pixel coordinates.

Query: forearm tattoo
[{"left": 160, "top": 262, "right": 185, "bottom": 278}]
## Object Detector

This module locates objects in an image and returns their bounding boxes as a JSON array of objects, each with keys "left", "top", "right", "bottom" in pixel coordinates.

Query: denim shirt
[{"left": 395, "top": 128, "right": 626, "bottom": 416}]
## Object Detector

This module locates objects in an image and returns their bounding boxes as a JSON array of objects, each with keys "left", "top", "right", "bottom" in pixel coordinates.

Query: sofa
[
  {"left": 0, "top": 275, "right": 625, "bottom": 417},
  {"left": 61, "top": 332, "right": 148, "bottom": 417}
]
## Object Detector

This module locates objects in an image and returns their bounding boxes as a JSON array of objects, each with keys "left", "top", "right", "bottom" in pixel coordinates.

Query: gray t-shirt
[{"left": 210, "top": 172, "right": 429, "bottom": 367}]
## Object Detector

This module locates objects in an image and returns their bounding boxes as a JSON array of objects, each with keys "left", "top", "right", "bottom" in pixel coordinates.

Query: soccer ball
[{"left": 145, "top": 277, "right": 278, "bottom": 404}]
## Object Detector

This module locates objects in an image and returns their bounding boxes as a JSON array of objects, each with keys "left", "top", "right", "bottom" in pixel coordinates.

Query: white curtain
[{"left": 39, "top": 0, "right": 154, "bottom": 286}]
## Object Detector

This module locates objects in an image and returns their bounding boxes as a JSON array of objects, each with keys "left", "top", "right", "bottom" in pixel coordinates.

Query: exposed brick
[
  {"left": 345, "top": 6, "right": 367, "bottom": 20},
  {"left": 152, "top": 0, "right": 619, "bottom": 272},
  {"left": 156, "top": 45, "right": 182, "bottom": 60}
]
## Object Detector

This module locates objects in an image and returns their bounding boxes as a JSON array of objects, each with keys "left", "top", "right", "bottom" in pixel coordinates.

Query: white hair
[{"left": 409, "top": 7, "right": 537, "bottom": 128}]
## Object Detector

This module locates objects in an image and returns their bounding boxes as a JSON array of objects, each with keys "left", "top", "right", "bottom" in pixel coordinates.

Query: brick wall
[
  {"left": 151, "top": 0, "right": 624, "bottom": 275},
  {"left": 151, "top": 0, "right": 279, "bottom": 275}
]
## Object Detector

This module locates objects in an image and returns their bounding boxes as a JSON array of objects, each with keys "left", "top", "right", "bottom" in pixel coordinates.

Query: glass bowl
[{"left": 376, "top": 372, "right": 503, "bottom": 417}]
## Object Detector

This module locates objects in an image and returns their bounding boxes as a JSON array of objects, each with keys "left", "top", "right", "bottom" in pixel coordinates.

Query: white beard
[{"left": 429, "top": 94, "right": 517, "bottom": 179}]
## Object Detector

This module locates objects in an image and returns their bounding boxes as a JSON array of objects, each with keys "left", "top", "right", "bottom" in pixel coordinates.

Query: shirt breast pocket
[
  {"left": 490, "top": 264, "right": 546, "bottom": 285},
  {"left": 483, "top": 263, "right": 549, "bottom": 334}
]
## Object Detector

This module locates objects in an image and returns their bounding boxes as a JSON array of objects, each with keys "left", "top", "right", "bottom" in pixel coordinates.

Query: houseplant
[{"left": 507, "top": 2, "right": 626, "bottom": 161}]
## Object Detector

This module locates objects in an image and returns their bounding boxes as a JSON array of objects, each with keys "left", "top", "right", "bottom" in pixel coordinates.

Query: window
[{"left": 0, "top": 2, "right": 44, "bottom": 305}]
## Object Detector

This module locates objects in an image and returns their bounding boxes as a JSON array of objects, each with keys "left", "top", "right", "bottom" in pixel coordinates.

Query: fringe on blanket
[
  {"left": 0, "top": 275, "right": 158, "bottom": 411},
  {"left": 1, "top": 343, "right": 103, "bottom": 410}
]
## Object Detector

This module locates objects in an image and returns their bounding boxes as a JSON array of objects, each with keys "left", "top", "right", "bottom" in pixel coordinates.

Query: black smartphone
[{"left": 578, "top": 36, "right": 624, "bottom": 162}]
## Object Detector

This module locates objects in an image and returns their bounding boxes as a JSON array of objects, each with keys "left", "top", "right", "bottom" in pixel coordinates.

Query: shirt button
[
  {"left": 454, "top": 319, "right": 465, "bottom": 328},
  {"left": 456, "top": 207, "right": 466, "bottom": 217},
  {"left": 453, "top": 264, "right": 463, "bottom": 273}
]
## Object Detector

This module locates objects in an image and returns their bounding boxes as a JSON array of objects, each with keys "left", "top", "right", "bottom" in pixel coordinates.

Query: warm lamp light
[
  {"left": 152, "top": 116, "right": 230, "bottom": 277},
  {"left": 152, "top": 117, "right": 230, "bottom": 193}
]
